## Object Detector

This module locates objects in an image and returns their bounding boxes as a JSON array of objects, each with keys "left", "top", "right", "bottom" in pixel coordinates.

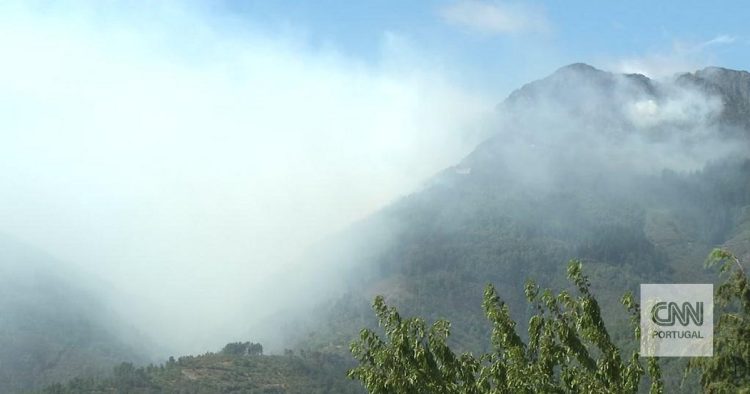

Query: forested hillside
[
  {"left": 0, "top": 236, "right": 148, "bottom": 393},
  {"left": 42, "top": 342, "right": 362, "bottom": 394}
]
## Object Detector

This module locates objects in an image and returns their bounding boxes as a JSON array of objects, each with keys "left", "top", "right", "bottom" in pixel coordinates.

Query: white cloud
[
  {"left": 439, "top": 0, "right": 549, "bottom": 35},
  {"left": 626, "top": 91, "right": 723, "bottom": 130},
  {"left": 698, "top": 34, "right": 736, "bottom": 48}
]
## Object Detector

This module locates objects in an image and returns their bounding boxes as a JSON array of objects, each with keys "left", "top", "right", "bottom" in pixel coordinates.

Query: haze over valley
[{"left": 1, "top": 2, "right": 749, "bottom": 393}]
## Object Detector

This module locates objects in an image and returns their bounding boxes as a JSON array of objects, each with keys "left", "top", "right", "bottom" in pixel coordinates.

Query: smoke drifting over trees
[
  {"left": 0, "top": 2, "right": 492, "bottom": 354},
  {"left": 1, "top": 2, "right": 750, "bottom": 393}
]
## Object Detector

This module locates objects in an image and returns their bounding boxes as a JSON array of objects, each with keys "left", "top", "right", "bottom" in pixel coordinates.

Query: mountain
[
  {"left": 293, "top": 64, "right": 750, "bottom": 389},
  {"left": 0, "top": 235, "right": 148, "bottom": 393},
  {"left": 33, "top": 64, "right": 750, "bottom": 391},
  {"left": 678, "top": 67, "right": 750, "bottom": 132}
]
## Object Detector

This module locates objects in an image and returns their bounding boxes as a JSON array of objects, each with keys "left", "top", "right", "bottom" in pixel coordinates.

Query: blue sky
[{"left": 219, "top": 0, "right": 749, "bottom": 96}]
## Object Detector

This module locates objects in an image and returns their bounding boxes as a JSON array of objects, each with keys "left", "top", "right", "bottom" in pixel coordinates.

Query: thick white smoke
[{"left": 0, "top": 2, "right": 493, "bottom": 354}]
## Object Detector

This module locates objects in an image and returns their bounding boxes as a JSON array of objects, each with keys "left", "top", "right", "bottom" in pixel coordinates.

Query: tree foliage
[
  {"left": 221, "top": 341, "right": 264, "bottom": 356},
  {"left": 349, "top": 260, "right": 663, "bottom": 393},
  {"left": 687, "top": 249, "right": 750, "bottom": 393}
]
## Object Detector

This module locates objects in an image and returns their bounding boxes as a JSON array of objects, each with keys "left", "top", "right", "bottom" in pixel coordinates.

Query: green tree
[
  {"left": 222, "top": 341, "right": 250, "bottom": 356},
  {"left": 249, "top": 342, "right": 264, "bottom": 356},
  {"left": 687, "top": 249, "right": 750, "bottom": 393},
  {"left": 349, "top": 260, "right": 663, "bottom": 393}
]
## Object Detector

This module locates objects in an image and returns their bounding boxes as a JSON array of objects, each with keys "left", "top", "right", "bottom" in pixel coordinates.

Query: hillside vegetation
[{"left": 42, "top": 343, "right": 361, "bottom": 394}]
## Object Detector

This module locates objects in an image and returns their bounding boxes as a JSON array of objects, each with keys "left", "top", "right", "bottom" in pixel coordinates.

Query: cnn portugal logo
[
  {"left": 640, "top": 284, "right": 712, "bottom": 357},
  {"left": 651, "top": 301, "right": 703, "bottom": 326}
]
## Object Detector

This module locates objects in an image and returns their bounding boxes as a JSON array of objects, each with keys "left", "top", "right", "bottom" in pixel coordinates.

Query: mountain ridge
[{"left": 289, "top": 64, "right": 750, "bottom": 394}]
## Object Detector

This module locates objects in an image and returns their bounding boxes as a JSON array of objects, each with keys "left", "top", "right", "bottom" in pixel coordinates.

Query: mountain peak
[
  {"left": 554, "top": 62, "right": 604, "bottom": 75},
  {"left": 503, "top": 62, "right": 648, "bottom": 109}
]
